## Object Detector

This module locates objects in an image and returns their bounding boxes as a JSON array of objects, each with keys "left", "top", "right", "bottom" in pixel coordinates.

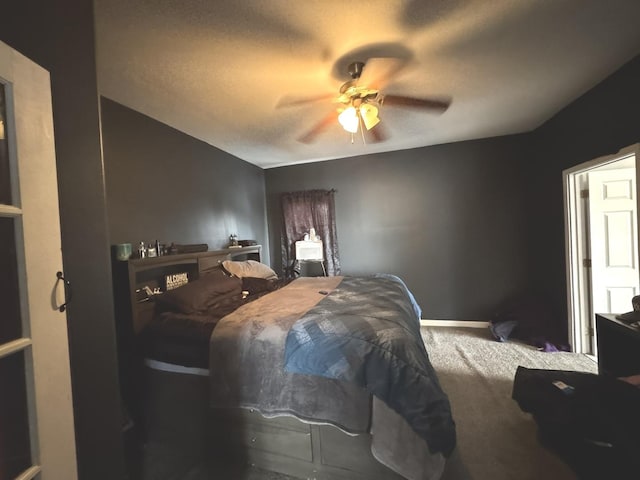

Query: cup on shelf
[{"left": 114, "top": 243, "right": 132, "bottom": 261}]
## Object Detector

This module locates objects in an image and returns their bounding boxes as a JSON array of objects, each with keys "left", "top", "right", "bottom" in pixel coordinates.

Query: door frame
[{"left": 563, "top": 143, "right": 640, "bottom": 354}]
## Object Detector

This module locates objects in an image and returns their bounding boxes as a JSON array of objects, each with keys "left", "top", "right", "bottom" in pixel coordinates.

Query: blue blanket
[{"left": 284, "top": 275, "right": 456, "bottom": 456}]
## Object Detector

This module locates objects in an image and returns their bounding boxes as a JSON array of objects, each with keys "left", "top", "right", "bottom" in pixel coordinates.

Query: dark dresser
[{"left": 595, "top": 313, "right": 640, "bottom": 377}]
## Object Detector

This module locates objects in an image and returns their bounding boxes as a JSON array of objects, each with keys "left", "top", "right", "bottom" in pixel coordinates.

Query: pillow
[
  {"left": 154, "top": 270, "right": 242, "bottom": 314},
  {"left": 241, "top": 276, "right": 282, "bottom": 296},
  {"left": 222, "top": 259, "right": 278, "bottom": 280}
]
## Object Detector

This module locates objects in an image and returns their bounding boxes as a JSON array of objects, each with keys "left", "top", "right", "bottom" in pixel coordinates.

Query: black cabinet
[{"left": 595, "top": 313, "right": 640, "bottom": 377}]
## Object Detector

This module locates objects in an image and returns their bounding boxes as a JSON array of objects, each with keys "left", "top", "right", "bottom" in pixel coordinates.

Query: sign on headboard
[{"left": 165, "top": 272, "right": 189, "bottom": 291}]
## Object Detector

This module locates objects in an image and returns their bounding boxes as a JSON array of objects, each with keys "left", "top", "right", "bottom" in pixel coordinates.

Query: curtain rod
[{"left": 281, "top": 188, "right": 337, "bottom": 194}]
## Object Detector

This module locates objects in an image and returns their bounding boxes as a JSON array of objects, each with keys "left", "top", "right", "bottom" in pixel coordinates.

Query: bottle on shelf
[{"left": 138, "top": 242, "right": 146, "bottom": 258}]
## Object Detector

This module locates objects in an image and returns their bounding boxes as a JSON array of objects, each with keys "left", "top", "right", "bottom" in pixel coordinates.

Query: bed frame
[
  {"left": 112, "top": 246, "right": 457, "bottom": 480},
  {"left": 142, "top": 365, "right": 404, "bottom": 480}
]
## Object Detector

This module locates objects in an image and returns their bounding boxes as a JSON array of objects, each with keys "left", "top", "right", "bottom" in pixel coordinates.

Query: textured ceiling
[{"left": 94, "top": 0, "right": 640, "bottom": 169}]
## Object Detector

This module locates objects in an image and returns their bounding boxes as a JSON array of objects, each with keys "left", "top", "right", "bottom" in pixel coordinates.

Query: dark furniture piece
[
  {"left": 513, "top": 366, "right": 640, "bottom": 480},
  {"left": 595, "top": 313, "right": 640, "bottom": 377},
  {"left": 111, "top": 246, "right": 261, "bottom": 477}
]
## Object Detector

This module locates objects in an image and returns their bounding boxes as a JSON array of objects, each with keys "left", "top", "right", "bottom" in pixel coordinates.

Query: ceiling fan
[{"left": 277, "top": 58, "right": 451, "bottom": 144}]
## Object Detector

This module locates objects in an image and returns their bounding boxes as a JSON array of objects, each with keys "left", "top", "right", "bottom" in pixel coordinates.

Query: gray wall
[
  {"left": 525, "top": 54, "right": 640, "bottom": 319},
  {"left": 1, "top": 2, "right": 125, "bottom": 479},
  {"left": 102, "top": 98, "right": 269, "bottom": 259},
  {"left": 266, "top": 135, "right": 532, "bottom": 321}
]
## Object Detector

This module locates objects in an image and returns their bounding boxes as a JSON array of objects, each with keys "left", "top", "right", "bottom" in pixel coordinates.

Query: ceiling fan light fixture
[
  {"left": 359, "top": 103, "right": 380, "bottom": 130},
  {"left": 283, "top": 58, "right": 450, "bottom": 144},
  {"left": 338, "top": 106, "right": 359, "bottom": 133}
]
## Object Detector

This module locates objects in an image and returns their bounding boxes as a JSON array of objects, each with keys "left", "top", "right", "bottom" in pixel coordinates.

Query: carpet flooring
[{"left": 422, "top": 326, "right": 598, "bottom": 480}]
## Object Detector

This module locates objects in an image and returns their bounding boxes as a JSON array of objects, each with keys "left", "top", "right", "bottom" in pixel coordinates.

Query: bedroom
[{"left": 1, "top": 1, "right": 639, "bottom": 479}]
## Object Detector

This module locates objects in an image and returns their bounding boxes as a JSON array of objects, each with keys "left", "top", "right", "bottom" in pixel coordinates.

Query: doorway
[{"left": 564, "top": 144, "right": 640, "bottom": 355}]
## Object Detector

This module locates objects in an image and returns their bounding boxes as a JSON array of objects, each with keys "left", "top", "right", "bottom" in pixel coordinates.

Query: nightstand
[{"left": 595, "top": 313, "right": 640, "bottom": 377}]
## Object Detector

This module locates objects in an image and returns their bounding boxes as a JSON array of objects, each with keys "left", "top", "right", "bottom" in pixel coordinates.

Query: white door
[
  {"left": 588, "top": 167, "right": 640, "bottom": 315},
  {"left": 0, "top": 41, "right": 77, "bottom": 479}
]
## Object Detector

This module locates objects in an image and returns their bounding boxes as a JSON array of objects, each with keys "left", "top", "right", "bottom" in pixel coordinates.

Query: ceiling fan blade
[
  {"left": 276, "top": 93, "right": 336, "bottom": 108},
  {"left": 380, "top": 94, "right": 451, "bottom": 113},
  {"left": 297, "top": 110, "right": 338, "bottom": 143},
  {"left": 357, "top": 57, "right": 406, "bottom": 89}
]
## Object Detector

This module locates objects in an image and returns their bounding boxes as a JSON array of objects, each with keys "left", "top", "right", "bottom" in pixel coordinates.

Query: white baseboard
[{"left": 420, "top": 319, "right": 490, "bottom": 328}]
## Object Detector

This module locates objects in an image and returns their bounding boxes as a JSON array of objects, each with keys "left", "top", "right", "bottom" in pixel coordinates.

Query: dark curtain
[{"left": 281, "top": 189, "right": 340, "bottom": 277}]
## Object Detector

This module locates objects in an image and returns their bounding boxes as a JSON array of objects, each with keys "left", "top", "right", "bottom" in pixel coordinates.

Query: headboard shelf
[
  {"left": 127, "top": 244, "right": 261, "bottom": 270},
  {"left": 112, "top": 245, "right": 262, "bottom": 336}
]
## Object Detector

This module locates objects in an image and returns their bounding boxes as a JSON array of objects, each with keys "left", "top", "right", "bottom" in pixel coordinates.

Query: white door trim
[{"left": 563, "top": 143, "right": 640, "bottom": 353}]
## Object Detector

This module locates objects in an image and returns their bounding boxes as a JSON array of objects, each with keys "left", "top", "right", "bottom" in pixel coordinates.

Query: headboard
[{"left": 112, "top": 245, "right": 261, "bottom": 337}]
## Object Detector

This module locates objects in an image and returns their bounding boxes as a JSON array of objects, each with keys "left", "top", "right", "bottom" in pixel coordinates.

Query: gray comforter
[
  {"left": 209, "top": 276, "right": 371, "bottom": 431},
  {"left": 208, "top": 275, "right": 452, "bottom": 479},
  {"left": 284, "top": 275, "right": 456, "bottom": 456}
]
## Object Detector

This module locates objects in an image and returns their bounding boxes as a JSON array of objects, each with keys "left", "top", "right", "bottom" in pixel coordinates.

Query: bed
[{"left": 112, "top": 246, "right": 468, "bottom": 480}]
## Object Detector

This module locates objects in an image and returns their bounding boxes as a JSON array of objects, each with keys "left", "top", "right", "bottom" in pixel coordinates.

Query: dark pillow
[
  {"left": 241, "top": 277, "right": 291, "bottom": 299},
  {"left": 154, "top": 270, "right": 242, "bottom": 314},
  {"left": 241, "top": 276, "right": 276, "bottom": 295}
]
